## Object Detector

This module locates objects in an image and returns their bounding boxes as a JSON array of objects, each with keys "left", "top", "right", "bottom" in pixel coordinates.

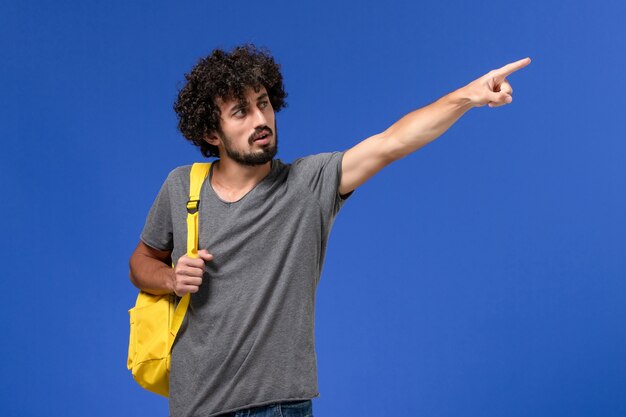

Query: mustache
[{"left": 248, "top": 126, "right": 273, "bottom": 144}]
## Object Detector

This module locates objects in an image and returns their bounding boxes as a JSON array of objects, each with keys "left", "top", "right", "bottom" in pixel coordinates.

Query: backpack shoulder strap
[
  {"left": 169, "top": 162, "right": 211, "bottom": 342},
  {"left": 186, "top": 162, "right": 211, "bottom": 258}
]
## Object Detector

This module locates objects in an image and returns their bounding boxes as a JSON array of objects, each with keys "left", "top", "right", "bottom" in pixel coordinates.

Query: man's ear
[{"left": 204, "top": 132, "right": 220, "bottom": 146}]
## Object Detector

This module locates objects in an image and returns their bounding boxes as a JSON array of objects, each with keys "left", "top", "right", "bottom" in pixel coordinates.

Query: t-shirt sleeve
[
  {"left": 292, "top": 151, "right": 354, "bottom": 220},
  {"left": 140, "top": 171, "right": 175, "bottom": 251}
]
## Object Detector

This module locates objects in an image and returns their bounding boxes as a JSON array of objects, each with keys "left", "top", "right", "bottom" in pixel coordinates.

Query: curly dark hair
[{"left": 173, "top": 44, "right": 287, "bottom": 158}]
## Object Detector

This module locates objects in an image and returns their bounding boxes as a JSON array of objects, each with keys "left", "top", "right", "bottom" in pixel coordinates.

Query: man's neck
[{"left": 211, "top": 157, "right": 272, "bottom": 194}]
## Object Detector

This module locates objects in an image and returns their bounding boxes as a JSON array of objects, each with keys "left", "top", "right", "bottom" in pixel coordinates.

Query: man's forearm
[
  {"left": 129, "top": 251, "right": 175, "bottom": 295},
  {"left": 384, "top": 87, "right": 474, "bottom": 161}
]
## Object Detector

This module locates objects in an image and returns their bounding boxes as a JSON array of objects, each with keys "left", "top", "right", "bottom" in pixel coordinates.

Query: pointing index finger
[{"left": 493, "top": 57, "right": 531, "bottom": 78}]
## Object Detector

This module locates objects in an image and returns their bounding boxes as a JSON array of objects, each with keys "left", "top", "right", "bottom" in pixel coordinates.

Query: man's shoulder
[
  {"left": 291, "top": 151, "right": 343, "bottom": 165},
  {"left": 152, "top": 163, "right": 214, "bottom": 195},
  {"left": 289, "top": 151, "right": 344, "bottom": 173},
  {"left": 168, "top": 164, "right": 193, "bottom": 177},
  {"left": 163, "top": 161, "right": 214, "bottom": 184}
]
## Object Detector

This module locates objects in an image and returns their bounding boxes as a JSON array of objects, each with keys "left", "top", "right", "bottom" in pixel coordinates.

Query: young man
[{"left": 129, "top": 45, "right": 530, "bottom": 417}]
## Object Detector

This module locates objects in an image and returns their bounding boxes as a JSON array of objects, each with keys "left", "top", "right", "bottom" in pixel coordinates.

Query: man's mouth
[{"left": 252, "top": 129, "right": 272, "bottom": 144}]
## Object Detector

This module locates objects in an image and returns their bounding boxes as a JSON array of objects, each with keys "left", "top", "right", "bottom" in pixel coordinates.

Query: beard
[{"left": 219, "top": 123, "right": 278, "bottom": 167}]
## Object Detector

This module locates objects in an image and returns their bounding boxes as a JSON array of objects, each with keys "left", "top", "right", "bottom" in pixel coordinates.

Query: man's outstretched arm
[{"left": 339, "top": 57, "right": 531, "bottom": 196}]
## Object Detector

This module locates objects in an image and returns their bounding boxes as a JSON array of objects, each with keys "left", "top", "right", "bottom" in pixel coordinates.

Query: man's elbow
[
  {"left": 379, "top": 131, "right": 416, "bottom": 162},
  {"left": 129, "top": 269, "right": 137, "bottom": 286},
  {"left": 128, "top": 247, "right": 149, "bottom": 290},
  {"left": 129, "top": 257, "right": 140, "bottom": 289}
]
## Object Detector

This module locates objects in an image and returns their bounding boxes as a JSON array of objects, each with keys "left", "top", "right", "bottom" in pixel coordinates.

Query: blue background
[{"left": 2, "top": 1, "right": 625, "bottom": 416}]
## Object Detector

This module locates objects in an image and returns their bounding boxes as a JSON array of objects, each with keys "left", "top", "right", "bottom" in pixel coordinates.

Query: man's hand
[
  {"left": 171, "top": 249, "right": 214, "bottom": 296},
  {"left": 461, "top": 57, "right": 531, "bottom": 108}
]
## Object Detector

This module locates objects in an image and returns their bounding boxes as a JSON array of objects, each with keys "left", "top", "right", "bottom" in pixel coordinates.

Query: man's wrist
[
  {"left": 165, "top": 268, "right": 177, "bottom": 295},
  {"left": 448, "top": 87, "right": 476, "bottom": 111}
]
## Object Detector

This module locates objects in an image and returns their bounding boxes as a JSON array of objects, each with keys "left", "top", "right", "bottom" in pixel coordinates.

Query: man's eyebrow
[
  {"left": 229, "top": 101, "right": 248, "bottom": 112},
  {"left": 228, "top": 93, "right": 268, "bottom": 112}
]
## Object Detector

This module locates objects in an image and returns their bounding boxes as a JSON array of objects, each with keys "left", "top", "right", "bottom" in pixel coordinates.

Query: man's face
[{"left": 213, "top": 86, "right": 277, "bottom": 166}]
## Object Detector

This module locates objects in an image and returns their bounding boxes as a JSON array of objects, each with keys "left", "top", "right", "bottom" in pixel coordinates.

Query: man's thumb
[{"left": 197, "top": 249, "right": 214, "bottom": 261}]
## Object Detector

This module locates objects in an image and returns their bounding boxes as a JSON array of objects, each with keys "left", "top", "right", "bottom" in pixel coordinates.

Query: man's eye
[
  {"left": 233, "top": 109, "right": 246, "bottom": 117},
  {"left": 259, "top": 101, "right": 269, "bottom": 109}
]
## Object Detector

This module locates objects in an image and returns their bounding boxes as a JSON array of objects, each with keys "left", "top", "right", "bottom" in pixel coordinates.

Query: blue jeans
[{"left": 216, "top": 400, "right": 313, "bottom": 417}]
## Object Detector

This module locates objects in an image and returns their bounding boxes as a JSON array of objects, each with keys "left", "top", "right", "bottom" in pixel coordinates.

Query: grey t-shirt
[{"left": 140, "top": 151, "right": 353, "bottom": 417}]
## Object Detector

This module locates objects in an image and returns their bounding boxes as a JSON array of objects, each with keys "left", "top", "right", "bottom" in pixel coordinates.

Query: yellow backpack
[{"left": 127, "top": 162, "right": 211, "bottom": 397}]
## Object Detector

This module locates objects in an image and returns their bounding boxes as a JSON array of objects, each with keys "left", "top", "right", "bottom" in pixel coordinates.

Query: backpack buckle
[{"left": 186, "top": 199, "right": 200, "bottom": 214}]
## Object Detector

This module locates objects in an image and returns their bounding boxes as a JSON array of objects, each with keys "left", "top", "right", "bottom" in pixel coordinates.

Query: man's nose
[{"left": 252, "top": 107, "right": 268, "bottom": 126}]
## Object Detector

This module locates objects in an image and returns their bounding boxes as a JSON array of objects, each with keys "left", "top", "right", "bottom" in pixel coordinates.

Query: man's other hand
[
  {"left": 171, "top": 249, "right": 214, "bottom": 296},
  {"left": 461, "top": 57, "right": 531, "bottom": 108}
]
